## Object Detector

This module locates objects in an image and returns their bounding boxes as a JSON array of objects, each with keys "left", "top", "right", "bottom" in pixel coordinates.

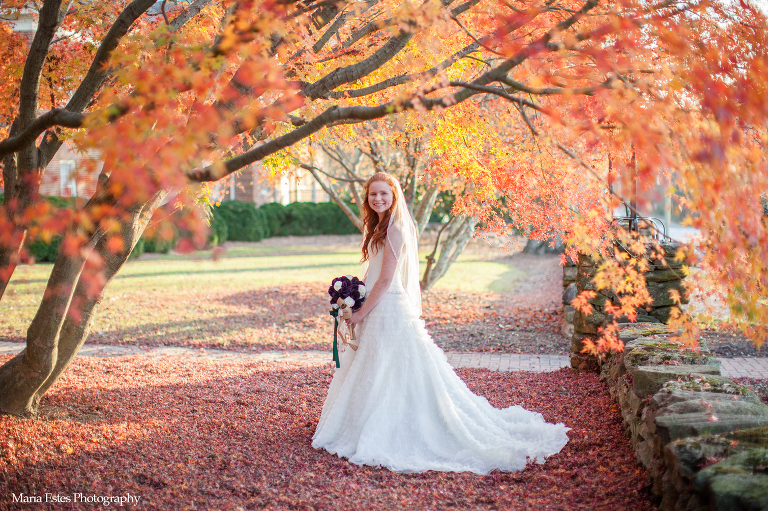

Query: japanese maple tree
[{"left": 0, "top": 0, "right": 765, "bottom": 416}]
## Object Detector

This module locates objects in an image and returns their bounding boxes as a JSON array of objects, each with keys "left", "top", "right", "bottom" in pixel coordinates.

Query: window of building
[{"left": 60, "top": 160, "right": 77, "bottom": 197}]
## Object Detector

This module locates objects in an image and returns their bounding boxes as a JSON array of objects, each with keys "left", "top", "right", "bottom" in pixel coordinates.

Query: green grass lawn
[{"left": 0, "top": 241, "right": 524, "bottom": 348}]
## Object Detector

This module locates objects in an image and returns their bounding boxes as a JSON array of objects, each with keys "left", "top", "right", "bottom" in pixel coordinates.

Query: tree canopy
[{"left": 0, "top": 0, "right": 767, "bottom": 415}]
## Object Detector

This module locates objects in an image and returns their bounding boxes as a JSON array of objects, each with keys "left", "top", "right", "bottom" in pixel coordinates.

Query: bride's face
[{"left": 368, "top": 181, "right": 394, "bottom": 218}]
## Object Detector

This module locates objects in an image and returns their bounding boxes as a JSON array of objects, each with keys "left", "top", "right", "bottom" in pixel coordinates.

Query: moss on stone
[
  {"left": 624, "top": 340, "right": 716, "bottom": 370},
  {"left": 618, "top": 323, "right": 677, "bottom": 342},
  {"left": 725, "top": 427, "right": 768, "bottom": 448},
  {"left": 662, "top": 375, "right": 753, "bottom": 396}
]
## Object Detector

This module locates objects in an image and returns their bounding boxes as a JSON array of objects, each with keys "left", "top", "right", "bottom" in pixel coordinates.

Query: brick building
[
  {"left": 37, "top": 142, "right": 102, "bottom": 199},
  {"left": 210, "top": 165, "right": 329, "bottom": 205},
  {"left": 2, "top": 6, "right": 328, "bottom": 206}
]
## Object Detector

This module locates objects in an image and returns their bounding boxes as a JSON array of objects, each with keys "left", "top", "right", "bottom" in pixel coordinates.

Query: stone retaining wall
[
  {"left": 601, "top": 324, "right": 768, "bottom": 510},
  {"left": 561, "top": 255, "right": 577, "bottom": 339},
  {"left": 570, "top": 241, "right": 690, "bottom": 372}
]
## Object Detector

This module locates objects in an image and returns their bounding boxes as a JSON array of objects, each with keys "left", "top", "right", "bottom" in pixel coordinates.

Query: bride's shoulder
[{"left": 385, "top": 223, "right": 405, "bottom": 242}]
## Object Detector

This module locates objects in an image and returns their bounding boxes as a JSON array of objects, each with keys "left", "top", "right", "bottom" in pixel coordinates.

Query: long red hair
[{"left": 361, "top": 172, "right": 398, "bottom": 262}]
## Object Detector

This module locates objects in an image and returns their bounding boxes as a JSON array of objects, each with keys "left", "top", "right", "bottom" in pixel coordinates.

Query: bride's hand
[{"left": 346, "top": 310, "right": 364, "bottom": 327}]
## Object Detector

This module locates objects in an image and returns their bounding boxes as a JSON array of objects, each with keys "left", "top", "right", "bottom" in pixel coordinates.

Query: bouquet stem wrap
[
  {"left": 329, "top": 308, "right": 340, "bottom": 368},
  {"left": 336, "top": 297, "right": 358, "bottom": 350}
]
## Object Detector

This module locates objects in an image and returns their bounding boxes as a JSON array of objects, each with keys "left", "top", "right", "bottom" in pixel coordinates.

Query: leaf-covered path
[{"left": 0, "top": 354, "right": 655, "bottom": 510}]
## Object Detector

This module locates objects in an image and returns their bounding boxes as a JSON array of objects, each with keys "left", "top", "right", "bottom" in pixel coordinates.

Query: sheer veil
[
  {"left": 359, "top": 174, "right": 421, "bottom": 316},
  {"left": 386, "top": 178, "right": 422, "bottom": 316}
]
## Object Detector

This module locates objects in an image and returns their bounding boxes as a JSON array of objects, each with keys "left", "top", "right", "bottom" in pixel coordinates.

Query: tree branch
[
  {"left": 301, "top": 164, "right": 364, "bottom": 231},
  {"left": 302, "top": 161, "right": 365, "bottom": 183},
  {"left": 169, "top": 0, "right": 215, "bottom": 32},
  {"left": 0, "top": 106, "right": 122, "bottom": 160},
  {"left": 303, "top": 0, "right": 466, "bottom": 99},
  {"left": 188, "top": 0, "right": 600, "bottom": 182},
  {"left": 448, "top": 82, "right": 545, "bottom": 111},
  {"left": 326, "top": 42, "right": 479, "bottom": 99},
  {"left": 14, "top": 0, "right": 71, "bottom": 176}
]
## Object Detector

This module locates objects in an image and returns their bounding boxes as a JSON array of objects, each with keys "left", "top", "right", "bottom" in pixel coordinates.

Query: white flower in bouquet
[
  {"left": 334, "top": 281, "right": 342, "bottom": 291},
  {"left": 359, "top": 284, "right": 367, "bottom": 297},
  {"left": 344, "top": 296, "right": 355, "bottom": 308}
]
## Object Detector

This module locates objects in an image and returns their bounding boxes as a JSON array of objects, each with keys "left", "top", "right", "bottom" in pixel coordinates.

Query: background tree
[
  {"left": 285, "top": 117, "right": 476, "bottom": 290},
  {"left": 0, "top": 0, "right": 766, "bottom": 416}
]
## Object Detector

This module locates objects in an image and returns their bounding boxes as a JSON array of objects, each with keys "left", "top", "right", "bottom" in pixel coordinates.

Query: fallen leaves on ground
[
  {"left": 0, "top": 354, "right": 655, "bottom": 510},
  {"left": 422, "top": 291, "right": 567, "bottom": 354},
  {"left": 732, "top": 377, "right": 768, "bottom": 405}
]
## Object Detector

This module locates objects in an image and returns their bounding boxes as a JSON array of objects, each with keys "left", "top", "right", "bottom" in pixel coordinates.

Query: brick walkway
[
  {"left": 0, "top": 342, "right": 766, "bottom": 377},
  {"left": 718, "top": 357, "right": 768, "bottom": 379},
  {"left": 444, "top": 353, "right": 569, "bottom": 372}
]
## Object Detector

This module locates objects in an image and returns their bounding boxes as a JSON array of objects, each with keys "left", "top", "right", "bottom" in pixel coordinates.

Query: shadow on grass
[
  {"left": 88, "top": 286, "right": 330, "bottom": 350},
  {"left": 11, "top": 258, "right": 357, "bottom": 285},
  {"left": 111, "top": 261, "right": 353, "bottom": 281},
  {"left": 0, "top": 360, "right": 655, "bottom": 511}
]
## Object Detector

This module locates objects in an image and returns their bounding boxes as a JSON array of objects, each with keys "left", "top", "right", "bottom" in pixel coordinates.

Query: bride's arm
[{"left": 347, "top": 238, "right": 397, "bottom": 327}]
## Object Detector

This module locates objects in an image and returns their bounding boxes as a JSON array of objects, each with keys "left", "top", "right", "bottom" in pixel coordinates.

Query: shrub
[
  {"left": 317, "top": 201, "right": 359, "bottom": 235},
  {"left": 143, "top": 224, "right": 178, "bottom": 254},
  {"left": 208, "top": 210, "right": 229, "bottom": 246},
  {"left": 280, "top": 201, "right": 359, "bottom": 236},
  {"left": 20, "top": 195, "right": 80, "bottom": 262},
  {"left": 281, "top": 202, "right": 318, "bottom": 236},
  {"left": 213, "top": 200, "right": 267, "bottom": 241},
  {"left": 129, "top": 237, "right": 145, "bottom": 259},
  {"left": 27, "top": 236, "right": 62, "bottom": 263},
  {"left": 259, "top": 202, "right": 286, "bottom": 237}
]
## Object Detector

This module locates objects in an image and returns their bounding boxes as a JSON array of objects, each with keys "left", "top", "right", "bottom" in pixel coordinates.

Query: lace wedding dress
[{"left": 312, "top": 182, "right": 569, "bottom": 474}]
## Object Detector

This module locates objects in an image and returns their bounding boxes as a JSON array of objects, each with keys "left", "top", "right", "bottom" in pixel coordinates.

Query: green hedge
[
  {"left": 20, "top": 196, "right": 76, "bottom": 262},
  {"left": 279, "top": 201, "right": 359, "bottom": 236},
  {"left": 28, "top": 236, "right": 62, "bottom": 263},
  {"left": 129, "top": 237, "right": 145, "bottom": 259},
  {"left": 208, "top": 211, "right": 229, "bottom": 246},
  {"left": 143, "top": 224, "right": 179, "bottom": 254},
  {"left": 212, "top": 201, "right": 267, "bottom": 242},
  {"left": 5, "top": 192, "right": 358, "bottom": 262},
  {"left": 210, "top": 200, "right": 359, "bottom": 241},
  {"left": 259, "top": 202, "right": 287, "bottom": 237}
]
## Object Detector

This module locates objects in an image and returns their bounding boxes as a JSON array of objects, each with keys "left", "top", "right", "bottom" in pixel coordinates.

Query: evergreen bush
[
  {"left": 317, "top": 201, "right": 359, "bottom": 235},
  {"left": 282, "top": 202, "right": 318, "bottom": 236},
  {"left": 143, "top": 224, "right": 178, "bottom": 254},
  {"left": 259, "top": 202, "right": 286, "bottom": 237},
  {"left": 280, "top": 201, "right": 359, "bottom": 236},
  {"left": 27, "top": 236, "right": 62, "bottom": 263},
  {"left": 212, "top": 200, "right": 267, "bottom": 241},
  {"left": 129, "top": 237, "right": 145, "bottom": 259},
  {"left": 208, "top": 210, "right": 229, "bottom": 246},
  {"left": 20, "top": 196, "right": 79, "bottom": 262}
]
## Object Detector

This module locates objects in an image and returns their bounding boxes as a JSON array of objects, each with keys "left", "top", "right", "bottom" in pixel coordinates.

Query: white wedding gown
[{"left": 312, "top": 244, "right": 570, "bottom": 474}]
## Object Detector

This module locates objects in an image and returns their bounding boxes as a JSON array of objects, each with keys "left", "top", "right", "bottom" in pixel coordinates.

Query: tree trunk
[
  {"left": 413, "top": 184, "right": 439, "bottom": 237},
  {"left": 0, "top": 223, "right": 26, "bottom": 300},
  {"left": 0, "top": 190, "right": 166, "bottom": 416},
  {"left": 522, "top": 236, "right": 565, "bottom": 255},
  {"left": 421, "top": 216, "right": 475, "bottom": 290},
  {"left": 0, "top": 128, "right": 32, "bottom": 301},
  {"left": 0, "top": 233, "right": 98, "bottom": 415},
  {"left": 32, "top": 191, "right": 166, "bottom": 404}
]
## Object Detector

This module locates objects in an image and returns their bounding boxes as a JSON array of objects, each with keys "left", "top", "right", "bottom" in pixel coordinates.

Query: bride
[{"left": 312, "top": 172, "right": 569, "bottom": 474}]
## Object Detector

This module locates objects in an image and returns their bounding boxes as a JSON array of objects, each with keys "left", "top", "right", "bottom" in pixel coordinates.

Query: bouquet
[{"left": 328, "top": 275, "right": 367, "bottom": 367}]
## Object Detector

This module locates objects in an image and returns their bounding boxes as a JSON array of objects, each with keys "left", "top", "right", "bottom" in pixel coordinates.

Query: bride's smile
[{"left": 368, "top": 181, "right": 393, "bottom": 218}]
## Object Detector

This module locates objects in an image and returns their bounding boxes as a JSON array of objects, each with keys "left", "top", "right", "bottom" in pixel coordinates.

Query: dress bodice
[{"left": 363, "top": 243, "right": 404, "bottom": 294}]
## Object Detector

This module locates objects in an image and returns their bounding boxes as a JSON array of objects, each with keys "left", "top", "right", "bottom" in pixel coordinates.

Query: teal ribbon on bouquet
[{"left": 329, "top": 308, "right": 340, "bottom": 368}]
